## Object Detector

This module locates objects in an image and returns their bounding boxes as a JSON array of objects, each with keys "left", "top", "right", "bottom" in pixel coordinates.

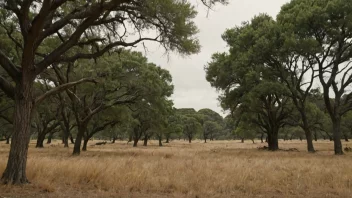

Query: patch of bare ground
[{"left": 1, "top": 140, "right": 352, "bottom": 197}]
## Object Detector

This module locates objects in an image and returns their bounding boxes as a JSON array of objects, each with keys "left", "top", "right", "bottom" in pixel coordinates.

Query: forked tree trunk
[{"left": 1, "top": 83, "right": 33, "bottom": 184}]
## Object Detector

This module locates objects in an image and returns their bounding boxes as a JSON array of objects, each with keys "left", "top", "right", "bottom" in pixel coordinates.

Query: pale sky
[{"left": 137, "top": 0, "right": 289, "bottom": 116}]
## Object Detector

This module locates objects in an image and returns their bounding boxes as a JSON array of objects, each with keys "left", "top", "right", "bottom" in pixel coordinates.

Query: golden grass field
[{"left": 0, "top": 139, "right": 352, "bottom": 198}]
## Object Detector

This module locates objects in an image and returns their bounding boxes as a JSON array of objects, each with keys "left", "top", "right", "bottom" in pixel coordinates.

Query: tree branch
[{"left": 35, "top": 78, "right": 97, "bottom": 104}]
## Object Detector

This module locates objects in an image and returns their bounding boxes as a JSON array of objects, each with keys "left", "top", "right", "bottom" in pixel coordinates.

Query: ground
[{"left": 0, "top": 139, "right": 352, "bottom": 198}]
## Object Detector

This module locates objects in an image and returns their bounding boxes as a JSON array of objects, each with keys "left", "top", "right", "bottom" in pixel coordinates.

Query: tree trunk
[
  {"left": 36, "top": 132, "right": 46, "bottom": 148},
  {"left": 112, "top": 136, "right": 116, "bottom": 143},
  {"left": 299, "top": 136, "right": 302, "bottom": 141},
  {"left": 1, "top": 83, "right": 33, "bottom": 184},
  {"left": 143, "top": 135, "right": 148, "bottom": 146},
  {"left": 251, "top": 139, "right": 255, "bottom": 144},
  {"left": 188, "top": 136, "right": 192, "bottom": 143},
  {"left": 204, "top": 134, "right": 207, "bottom": 143},
  {"left": 6, "top": 137, "right": 10, "bottom": 144},
  {"left": 260, "top": 134, "right": 264, "bottom": 143},
  {"left": 332, "top": 118, "right": 343, "bottom": 155},
  {"left": 133, "top": 138, "right": 138, "bottom": 147},
  {"left": 46, "top": 132, "right": 52, "bottom": 144},
  {"left": 166, "top": 136, "right": 170, "bottom": 143},
  {"left": 241, "top": 138, "right": 244, "bottom": 143},
  {"left": 70, "top": 134, "right": 75, "bottom": 144},
  {"left": 73, "top": 125, "right": 86, "bottom": 155},
  {"left": 82, "top": 137, "right": 88, "bottom": 151},
  {"left": 265, "top": 136, "right": 268, "bottom": 143},
  {"left": 158, "top": 136, "right": 162, "bottom": 147},
  {"left": 268, "top": 130, "right": 279, "bottom": 151}
]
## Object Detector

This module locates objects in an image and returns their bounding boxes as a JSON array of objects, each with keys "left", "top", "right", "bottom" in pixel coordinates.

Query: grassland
[{"left": 0, "top": 139, "right": 352, "bottom": 198}]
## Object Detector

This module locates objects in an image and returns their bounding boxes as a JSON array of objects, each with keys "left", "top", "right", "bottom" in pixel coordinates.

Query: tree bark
[{"left": 1, "top": 83, "right": 33, "bottom": 184}]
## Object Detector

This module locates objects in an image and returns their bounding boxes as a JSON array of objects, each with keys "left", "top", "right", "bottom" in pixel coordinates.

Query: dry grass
[{"left": 1, "top": 139, "right": 352, "bottom": 198}]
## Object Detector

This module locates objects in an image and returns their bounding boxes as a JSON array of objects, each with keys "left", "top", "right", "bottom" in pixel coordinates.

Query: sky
[{"left": 137, "top": 0, "right": 290, "bottom": 116}]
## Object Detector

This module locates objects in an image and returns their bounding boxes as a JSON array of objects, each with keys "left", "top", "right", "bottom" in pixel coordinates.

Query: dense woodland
[{"left": 0, "top": 0, "right": 352, "bottom": 186}]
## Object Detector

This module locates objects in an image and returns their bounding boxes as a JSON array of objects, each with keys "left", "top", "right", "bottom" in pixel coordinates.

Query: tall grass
[{"left": 0, "top": 140, "right": 352, "bottom": 197}]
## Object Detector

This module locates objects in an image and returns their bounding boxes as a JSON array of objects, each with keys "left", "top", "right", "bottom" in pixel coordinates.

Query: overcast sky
[{"left": 137, "top": 0, "right": 289, "bottom": 116}]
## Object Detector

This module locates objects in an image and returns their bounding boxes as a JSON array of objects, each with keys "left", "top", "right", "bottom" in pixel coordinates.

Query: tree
[
  {"left": 0, "top": 0, "right": 220, "bottom": 183},
  {"left": 278, "top": 0, "right": 352, "bottom": 154},
  {"left": 198, "top": 108, "right": 224, "bottom": 142},
  {"left": 181, "top": 115, "right": 202, "bottom": 143},
  {"left": 205, "top": 16, "right": 292, "bottom": 150}
]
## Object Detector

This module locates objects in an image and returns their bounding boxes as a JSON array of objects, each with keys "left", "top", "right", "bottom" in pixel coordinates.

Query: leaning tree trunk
[
  {"left": 1, "top": 83, "right": 33, "bottom": 184},
  {"left": 36, "top": 132, "right": 46, "bottom": 148},
  {"left": 332, "top": 118, "right": 343, "bottom": 155}
]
